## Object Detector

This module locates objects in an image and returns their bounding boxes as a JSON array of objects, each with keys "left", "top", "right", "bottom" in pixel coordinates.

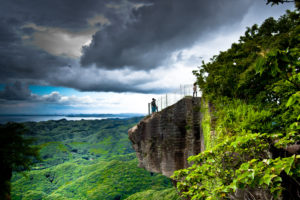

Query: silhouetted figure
[
  {"left": 193, "top": 83, "right": 197, "bottom": 97},
  {"left": 151, "top": 98, "right": 158, "bottom": 113}
]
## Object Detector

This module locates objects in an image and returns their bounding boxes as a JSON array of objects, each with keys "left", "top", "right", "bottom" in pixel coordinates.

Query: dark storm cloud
[
  {"left": 0, "top": 43, "right": 70, "bottom": 83},
  {"left": 0, "top": 81, "right": 32, "bottom": 100},
  {"left": 0, "top": 0, "right": 278, "bottom": 93},
  {"left": 0, "top": 0, "right": 147, "bottom": 90},
  {"left": 1, "top": 0, "right": 108, "bottom": 30},
  {"left": 45, "top": 64, "right": 166, "bottom": 93},
  {"left": 80, "top": 0, "right": 253, "bottom": 70},
  {"left": 55, "top": 78, "right": 166, "bottom": 94},
  {"left": 0, "top": 0, "right": 83, "bottom": 83}
]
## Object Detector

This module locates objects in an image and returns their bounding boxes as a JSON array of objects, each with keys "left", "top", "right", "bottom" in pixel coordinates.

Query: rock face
[{"left": 128, "top": 97, "right": 204, "bottom": 177}]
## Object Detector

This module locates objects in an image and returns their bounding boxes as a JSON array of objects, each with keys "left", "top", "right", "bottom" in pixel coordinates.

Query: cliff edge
[{"left": 128, "top": 97, "right": 204, "bottom": 177}]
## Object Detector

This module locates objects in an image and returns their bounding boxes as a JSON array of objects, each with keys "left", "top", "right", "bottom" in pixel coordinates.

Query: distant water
[{"left": 0, "top": 115, "right": 112, "bottom": 124}]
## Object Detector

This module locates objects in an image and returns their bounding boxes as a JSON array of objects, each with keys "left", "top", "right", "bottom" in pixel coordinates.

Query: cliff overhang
[{"left": 128, "top": 97, "right": 204, "bottom": 177}]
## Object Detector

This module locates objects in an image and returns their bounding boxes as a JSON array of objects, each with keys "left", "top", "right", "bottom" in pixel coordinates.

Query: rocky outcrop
[{"left": 128, "top": 97, "right": 204, "bottom": 177}]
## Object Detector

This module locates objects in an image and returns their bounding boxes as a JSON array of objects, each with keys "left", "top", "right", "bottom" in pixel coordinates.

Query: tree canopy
[
  {"left": 173, "top": 10, "right": 299, "bottom": 200},
  {"left": 266, "top": 0, "right": 299, "bottom": 9}
]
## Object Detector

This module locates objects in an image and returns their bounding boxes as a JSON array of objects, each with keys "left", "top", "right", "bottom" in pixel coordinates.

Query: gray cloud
[
  {"left": 80, "top": 0, "right": 254, "bottom": 70},
  {"left": 0, "top": 0, "right": 151, "bottom": 92},
  {"left": 0, "top": 81, "right": 33, "bottom": 100},
  {"left": 40, "top": 92, "right": 62, "bottom": 103},
  {"left": 0, "top": 15, "right": 72, "bottom": 84},
  {"left": 0, "top": 0, "right": 293, "bottom": 94},
  {"left": 0, "top": 46, "right": 70, "bottom": 82},
  {"left": 1, "top": 0, "right": 106, "bottom": 30},
  {"left": 0, "top": 82, "right": 89, "bottom": 105},
  {"left": 46, "top": 63, "right": 167, "bottom": 93}
]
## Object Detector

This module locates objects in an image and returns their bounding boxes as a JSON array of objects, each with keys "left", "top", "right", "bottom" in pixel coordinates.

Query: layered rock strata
[{"left": 128, "top": 97, "right": 204, "bottom": 177}]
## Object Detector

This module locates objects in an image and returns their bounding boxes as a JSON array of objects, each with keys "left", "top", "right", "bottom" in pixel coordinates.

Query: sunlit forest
[{"left": 9, "top": 118, "right": 180, "bottom": 200}]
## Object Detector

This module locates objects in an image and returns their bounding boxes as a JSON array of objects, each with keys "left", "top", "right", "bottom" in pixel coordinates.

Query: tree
[
  {"left": 266, "top": 0, "right": 294, "bottom": 5},
  {"left": 266, "top": 0, "right": 300, "bottom": 9},
  {"left": 0, "top": 123, "right": 40, "bottom": 200}
]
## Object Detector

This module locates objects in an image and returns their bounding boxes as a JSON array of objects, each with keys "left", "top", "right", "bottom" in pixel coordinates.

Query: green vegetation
[
  {"left": 173, "top": 10, "right": 300, "bottom": 199},
  {"left": 11, "top": 118, "right": 179, "bottom": 200},
  {"left": 201, "top": 100, "right": 213, "bottom": 150},
  {"left": 125, "top": 188, "right": 181, "bottom": 200},
  {"left": 0, "top": 123, "right": 39, "bottom": 200}
]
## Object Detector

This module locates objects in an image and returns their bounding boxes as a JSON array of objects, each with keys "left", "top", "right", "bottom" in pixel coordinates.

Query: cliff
[{"left": 128, "top": 97, "right": 204, "bottom": 177}]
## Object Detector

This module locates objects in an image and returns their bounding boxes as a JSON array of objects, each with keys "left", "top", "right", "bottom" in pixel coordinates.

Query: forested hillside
[
  {"left": 11, "top": 118, "right": 180, "bottom": 200},
  {"left": 173, "top": 10, "right": 299, "bottom": 199}
]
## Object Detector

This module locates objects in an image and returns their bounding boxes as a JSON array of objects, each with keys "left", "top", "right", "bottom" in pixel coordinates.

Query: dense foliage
[
  {"left": 0, "top": 123, "right": 39, "bottom": 200},
  {"left": 266, "top": 0, "right": 300, "bottom": 10},
  {"left": 10, "top": 118, "right": 179, "bottom": 200},
  {"left": 173, "top": 10, "right": 299, "bottom": 200}
]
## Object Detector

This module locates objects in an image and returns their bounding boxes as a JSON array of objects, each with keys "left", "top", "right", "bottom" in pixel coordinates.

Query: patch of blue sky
[{"left": 29, "top": 85, "right": 80, "bottom": 96}]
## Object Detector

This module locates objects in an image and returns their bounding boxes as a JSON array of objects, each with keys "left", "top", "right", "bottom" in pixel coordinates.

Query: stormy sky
[{"left": 0, "top": 0, "right": 294, "bottom": 114}]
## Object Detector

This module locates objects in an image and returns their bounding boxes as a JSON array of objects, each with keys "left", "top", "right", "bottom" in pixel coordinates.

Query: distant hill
[
  {"left": 0, "top": 113, "right": 145, "bottom": 124},
  {"left": 66, "top": 113, "right": 145, "bottom": 118}
]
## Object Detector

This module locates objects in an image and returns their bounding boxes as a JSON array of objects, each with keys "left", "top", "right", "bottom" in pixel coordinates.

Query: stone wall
[{"left": 128, "top": 97, "right": 204, "bottom": 177}]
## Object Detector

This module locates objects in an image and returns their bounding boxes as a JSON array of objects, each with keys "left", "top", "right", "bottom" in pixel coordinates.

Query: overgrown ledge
[{"left": 128, "top": 97, "right": 204, "bottom": 177}]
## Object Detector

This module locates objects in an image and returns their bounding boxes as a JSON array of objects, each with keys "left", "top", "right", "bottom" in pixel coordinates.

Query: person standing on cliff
[
  {"left": 193, "top": 83, "right": 197, "bottom": 97},
  {"left": 151, "top": 98, "right": 158, "bottom": 113}
]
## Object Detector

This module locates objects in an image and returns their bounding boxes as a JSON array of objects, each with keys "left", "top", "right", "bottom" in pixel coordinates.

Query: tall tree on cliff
[{"left": 0, "top": 123, "right": 39, "bottom": 200}]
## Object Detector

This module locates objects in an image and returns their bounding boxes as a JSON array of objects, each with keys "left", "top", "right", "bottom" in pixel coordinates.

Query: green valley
[{"left": 11, "top": 118, "right": 179, "bottom": 200}]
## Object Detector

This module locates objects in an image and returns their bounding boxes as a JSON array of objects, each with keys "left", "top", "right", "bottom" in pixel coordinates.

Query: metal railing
[{"left": 148, "top": 84, "right": 201, "bottom": 115}]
